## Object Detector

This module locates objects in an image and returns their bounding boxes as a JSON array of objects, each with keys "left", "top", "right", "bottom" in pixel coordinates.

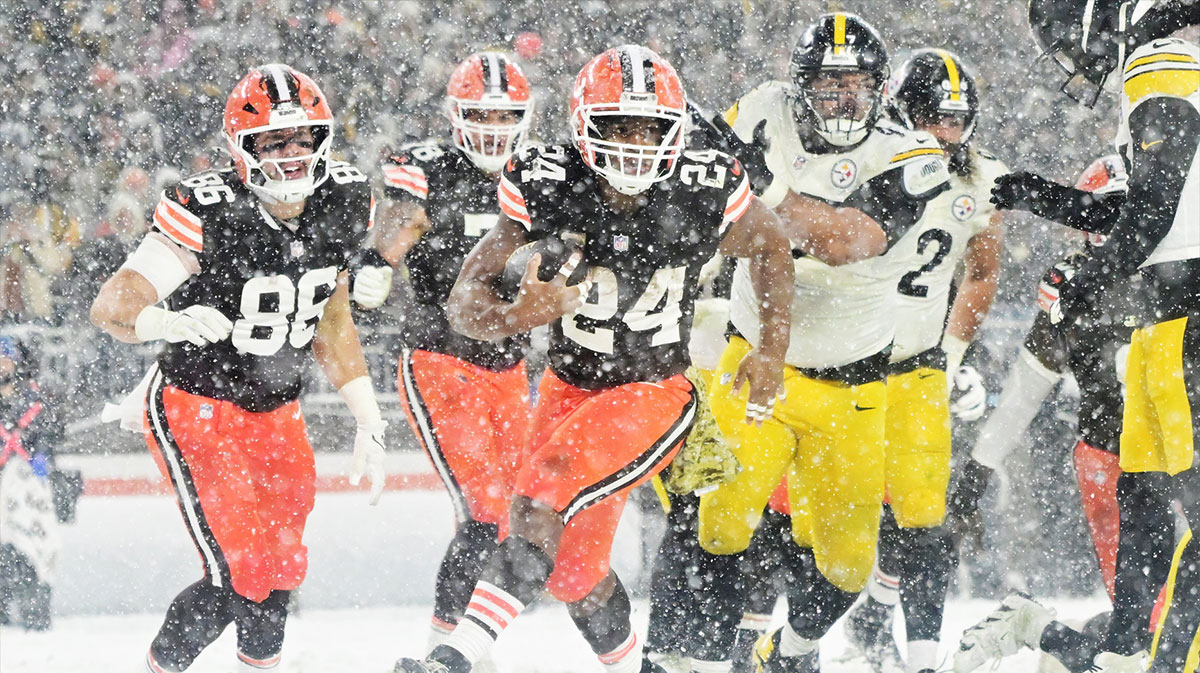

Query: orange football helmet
[
  {"left": 224, "top": 64, "right": 333, "bottom": 203},
  {"left": 1074, "top": 154, "right": 1128, "bottom": 247},
  {"left": 446, "top": 52, "right": 533, "bottom": 173},
  {"left": 569, "top": 45, "right": 686, "bottom": 195}
]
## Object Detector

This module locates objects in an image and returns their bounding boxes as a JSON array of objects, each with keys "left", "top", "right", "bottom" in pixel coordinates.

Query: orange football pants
[
  {"left": 143, "top": 372, "right": 315, "bottom": 603},
  {"left": 397, "top": 348, "right": 531, "bottom": 525},
  {"left": 510, "top": 369, "right": 695, "bottom": 602}
]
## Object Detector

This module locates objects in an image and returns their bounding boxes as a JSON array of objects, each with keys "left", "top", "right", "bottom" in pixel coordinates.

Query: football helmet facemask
[
  {"left": 446, "top": 52, "right": 534, "bottom": 174},
  {"left": 224, "top": 64, "right": 333, "bottom": 204},
  {"left": 789, "top": 12, "right": 890, "bottom": 148},
  {"left": 570, "top": 44, "right": 687, "bottom": 195}
]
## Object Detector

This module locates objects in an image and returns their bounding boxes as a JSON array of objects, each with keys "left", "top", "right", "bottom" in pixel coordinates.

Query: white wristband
[
  {"left": 134, "top": 305, "right": 171, "bottom": 342},
  {"left": 339, "top": 376, "right": 383, "bottom": 427},
  {"left": 942, "top": 334, "right": 969, "bottom": 373}
]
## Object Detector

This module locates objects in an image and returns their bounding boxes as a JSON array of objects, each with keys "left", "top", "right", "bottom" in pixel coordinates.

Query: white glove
[
  {"left": 349, "top": 420, "right": 388, "bottom": 505},
  {"left": 352, "top": 265, "right": 394, "bottom": 310},
  {"left": 950, "top": 365, "right": 987, "bottom": 422},
  {"left": 134, "top": 305, "right": 233, "bottom": 346}
]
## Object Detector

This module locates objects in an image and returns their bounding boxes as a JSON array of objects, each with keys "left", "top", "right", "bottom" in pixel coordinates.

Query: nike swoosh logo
[
  {"left": 853, "top": 403, "right": 876, "bottom": 412},
  {"left": 917, "top": 372, "right": 937, "bottom": 379},
  {"left": 1141, "top": 139, "right": 1164, "bottom": 150}
]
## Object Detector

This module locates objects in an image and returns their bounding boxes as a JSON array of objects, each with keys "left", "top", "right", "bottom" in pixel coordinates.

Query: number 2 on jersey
[
  {"left": 231, "top": 267, "right": 338, "bottom": 355},
  {"left": 562, "top": 266, "right": 686, "bottom": 353},
  {"left": 898, "top": 228, "right": 953, "bottom": 298}
]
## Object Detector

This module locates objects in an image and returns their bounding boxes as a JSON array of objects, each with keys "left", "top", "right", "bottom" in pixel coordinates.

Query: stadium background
[{"left": 0, "top": 0, "right": 1156, "bottom": 606}]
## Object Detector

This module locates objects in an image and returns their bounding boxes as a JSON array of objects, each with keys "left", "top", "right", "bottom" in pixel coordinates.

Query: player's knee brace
[
  {"left": 434, "top": 520, "right": 500, "bottom": 624},
  {"left": 482, "top": 535, "right": 555, "bottom": 606},
  {"left": 233, "top": 590, "right": 290, "bottom": 662},
  {"left": 569, "top": 576, "right": 634, "bottom": 655},
  {"left": 150, "top": 580, "right": 236, "bottom": 670}
]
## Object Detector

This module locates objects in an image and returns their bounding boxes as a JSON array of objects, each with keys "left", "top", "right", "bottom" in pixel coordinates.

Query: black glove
[
  {"left": 686, "top": 102, "right": 774, "bottom": 195},
  {"left": 946, "top": 458, "right": 994, "bottom": 549},
  {"left": 989, "top": 171, "right": 1069, "bottom": 212}
]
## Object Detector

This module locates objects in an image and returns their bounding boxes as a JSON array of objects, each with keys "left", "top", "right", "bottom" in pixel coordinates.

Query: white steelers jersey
[
  {"left": 890, "top": 149, "right": 1008, "bottom": 362},
  {"left": 1117, "top": 38, "right": 1200, "bottom": 269},
  {"left": 726, "top": 81, "right": 951, "bottom": 369}
]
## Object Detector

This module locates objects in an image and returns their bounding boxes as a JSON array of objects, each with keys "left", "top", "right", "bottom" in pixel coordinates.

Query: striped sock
[
  {"left": 236, "top": 650, "right": 281, "bottom": 671},
  {"left": 597, "top": 632, "right": 641, "bottom": 673},
  {"left": 429, "top": 616, "right": 457, "bottom": 650},
  {"left": 443, "top": 582, "right": 525, "bottom": 663},
  {"left": 145, "top": 650, "right": 168, "bottom": 673},
  {"left": 867, "top": 566, "right": 901, "bottom": 606},
  {"left": 738, "top": 611, "right": 773, "bottom": 633}
]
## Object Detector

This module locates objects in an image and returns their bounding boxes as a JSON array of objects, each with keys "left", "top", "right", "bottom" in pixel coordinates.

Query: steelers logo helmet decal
[
  {"left": 952, "top": 194, "right": 976, "bottom": 221},
  {"left": 830, "top": 159, "right": 857, "bottom": 189}
]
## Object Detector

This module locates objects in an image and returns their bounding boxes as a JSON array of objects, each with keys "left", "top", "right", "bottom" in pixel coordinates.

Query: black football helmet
[
  {"left": 789, "top": 12, "right": 890, "bottom": 147},
  {"left": 885, "top": 49, "right": 979, "bottom": 145},
  {"left": 1028, "top": 0, "right": 1200, "bottom": 106}
]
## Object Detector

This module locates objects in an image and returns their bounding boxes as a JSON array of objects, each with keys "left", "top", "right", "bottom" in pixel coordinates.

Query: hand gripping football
[{"left": 495, "top": 236, "right": 588, "bottom": 302}]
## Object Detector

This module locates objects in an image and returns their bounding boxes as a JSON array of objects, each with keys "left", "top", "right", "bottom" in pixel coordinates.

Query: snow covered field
[{"left": 0, "top": 453, "right": 1109, "bottom": 672}]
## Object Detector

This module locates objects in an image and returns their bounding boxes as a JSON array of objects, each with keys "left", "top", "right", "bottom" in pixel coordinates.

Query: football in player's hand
[{"left": 495, "top": 236, "right": 587, "bottom": 302}]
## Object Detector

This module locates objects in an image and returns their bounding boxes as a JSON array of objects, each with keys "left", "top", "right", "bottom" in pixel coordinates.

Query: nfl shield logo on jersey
[
  {"left": 614, "top": 235, "right": 629, "bottom": 252},
  {"left": 793, "top": 155, "right": 808, "bottom": 170},
  {"left": 290, "top": 241, "right": 305, "bottom": 258},
  {"left": 198, "top": 403, "right": 214, "bottom": 420},
  {"left": 830, "top": 159, "right": 857, "bottom": 189},
  {"left": 952, "top": 195, "right": 976, "bottom": 221}
]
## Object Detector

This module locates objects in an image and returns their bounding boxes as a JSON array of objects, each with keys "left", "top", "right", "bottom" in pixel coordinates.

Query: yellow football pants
[
  {"left": 699, "top": 336, "right": 886, "bottom": 592},
  {"left": 1121, "top": 317, "right": 1195, "bottom": 476},
  {"left": 884, "top": 366, "right": 952, "bottom": 529}
]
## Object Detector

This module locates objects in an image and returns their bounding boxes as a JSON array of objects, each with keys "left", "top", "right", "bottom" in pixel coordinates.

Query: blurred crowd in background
[{"left": 0, "top": 0, "right": 1142, "bottom": 597}]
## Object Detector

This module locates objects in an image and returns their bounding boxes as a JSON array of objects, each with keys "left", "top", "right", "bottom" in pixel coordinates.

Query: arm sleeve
[
  {"left": 1069, "top": 98, "right": 1200, "bottom": 295},
  {"left": 842, "top": 161, "right": 950, "bottom": 248},
  {"left": 1025, "top": 184, "right": 1124, "bottom": 233},
  {"left": 970, "top": 346, "right": 1063, "bottom": 469},
  {"left": 119, "top": 232, "right": 200, "bottom": 302}
]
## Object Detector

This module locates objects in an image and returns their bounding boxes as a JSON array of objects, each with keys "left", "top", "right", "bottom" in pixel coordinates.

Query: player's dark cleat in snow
[
  {"left": 394, "top": 645, "right": 471, "bottom": 673},
  {"left": 754, "top": 629, "right": 819, "bottom": 673},
  {"left": 844, "top": 599, "right": 904, "bottom": 672}
]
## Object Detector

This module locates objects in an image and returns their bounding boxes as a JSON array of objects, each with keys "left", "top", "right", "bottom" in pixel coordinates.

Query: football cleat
[
  {"left": 754, "top": 629, "right": 819, "bottom": 673},
  {"left": 1090, "top": 651, "right": 1149, "bottom": 673},
  {"left": 954, "top": 593, "right": 1055, "bottom": 673},
  {"left": 394, "top": 645, "right": 471, "bottom": 673},
  {"left": 844, "top": 600, "right": 905, "bottom": 673}
]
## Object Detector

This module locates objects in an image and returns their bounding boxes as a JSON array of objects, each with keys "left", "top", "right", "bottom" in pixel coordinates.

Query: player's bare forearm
[
  {"left": 447, "top": 215, "right": 534, "bottom": 341},
  {"left": 774, "top": 190, "right": 886, "bottom": 265},
  {"left": 313, "top": 273, "right": 370, "bottom": 389},
  {"left": 719, "top": 198, "right": 793, "bottom": 362},
  {"left": 946, "top": 214, "right": 1003, "bottom": 343},
  {"left": 90, "top": 269, "right": 159, "bottom": 343},
  {"left": 376, "top": 199, "right": 428, "bottom": 268}
]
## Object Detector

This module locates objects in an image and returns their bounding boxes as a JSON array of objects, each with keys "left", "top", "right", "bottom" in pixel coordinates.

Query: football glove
[
  {"left": 686, "top": 102, "right": 774, "bottom": 195},
  {"left": 349, "top": 420, "right": 388, "bottom": 505},
  {"left": 352, "top": 264, "right": 394, "bottom": 309},
  {"left": 134, "top": 304, "right": 233, "bottom": 346},
  {"left": 950, "top": 365, "right": 987, "bottom": 422},
  {"left": 989, "top": 171, "right": 1066, "bottom": 212}
]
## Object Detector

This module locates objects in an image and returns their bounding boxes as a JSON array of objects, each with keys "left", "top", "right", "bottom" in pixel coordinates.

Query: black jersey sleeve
[
  {"left": 991, "top": 171, "right": 1125, "bottom": 233},
  {"left": 381, "top": 141, "right": 448, "bottom": 203},
  {"left": 1060, "top": 98, "right": 1200, "bottom": 317}
]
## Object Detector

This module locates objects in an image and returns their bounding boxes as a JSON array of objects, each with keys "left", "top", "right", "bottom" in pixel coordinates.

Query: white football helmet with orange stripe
[
  {"left": 569, "top": 45, "right": 687, "bottom": 195},
  {"left": 446, "top": 52, "right": 533, "bottom": 173},
  {"left": 224, "top": 64, "right": 334, "bottom": 204}
]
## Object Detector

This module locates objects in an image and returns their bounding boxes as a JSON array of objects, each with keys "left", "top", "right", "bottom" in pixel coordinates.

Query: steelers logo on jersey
[
  {"left": 952, "top": 194, "right": 976, "bottom": 221},
  {"left": 830, "top": 159, "right": 857, "bottom": 189}
]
